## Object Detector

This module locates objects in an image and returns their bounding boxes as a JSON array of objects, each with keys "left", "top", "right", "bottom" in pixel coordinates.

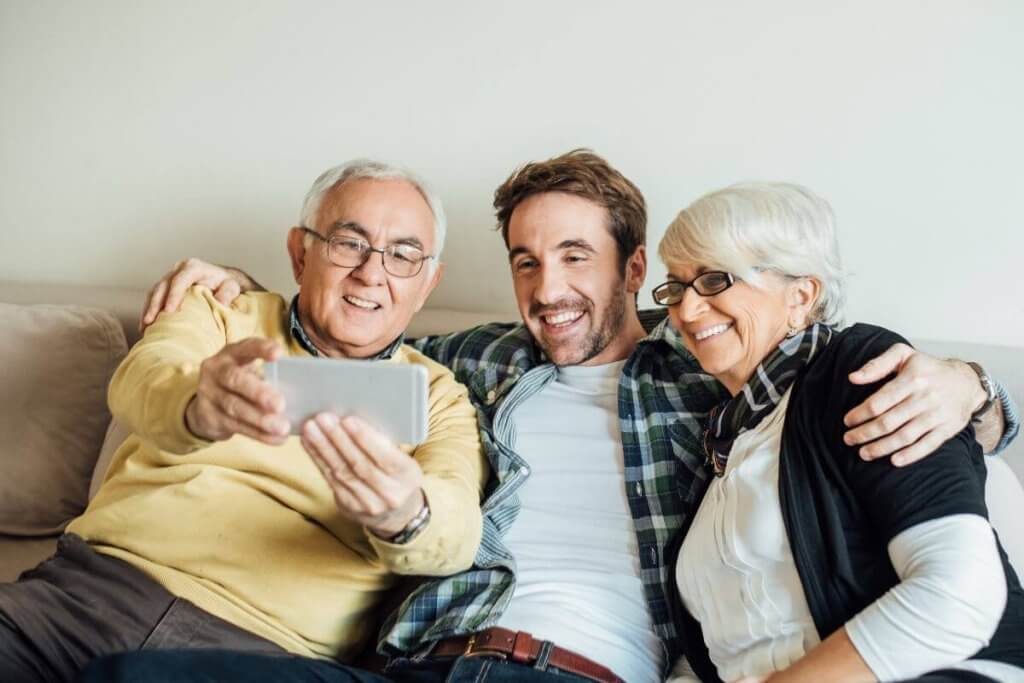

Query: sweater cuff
[{"left": 367, "top": 476, "right": 479, "bottom": 575}]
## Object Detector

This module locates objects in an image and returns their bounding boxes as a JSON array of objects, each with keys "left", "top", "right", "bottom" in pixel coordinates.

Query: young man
[
  {"left": 0, "top": 160, "right": 487, "bottom": 683},
  {"left": 83, "top": 150, "right": 1018, "bottom": 683}
]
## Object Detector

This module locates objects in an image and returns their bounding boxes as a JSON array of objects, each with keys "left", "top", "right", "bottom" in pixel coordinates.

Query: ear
[
  {"left": 787, "top": 277, "right": 822, "bottom": 328},
  {"left": 413, "top": 261, "right": 444, "bottom": 313},
  {"left": 286, "top": 227, "right": 308, "bottom": 285},
  {"left": 624, "top": 245, "right": 647, "bottom": 294}
]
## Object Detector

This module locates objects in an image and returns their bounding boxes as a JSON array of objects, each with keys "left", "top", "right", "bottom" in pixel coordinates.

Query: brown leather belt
[{"left": 430, "top": 627, "right": 625, "bottom": 683}]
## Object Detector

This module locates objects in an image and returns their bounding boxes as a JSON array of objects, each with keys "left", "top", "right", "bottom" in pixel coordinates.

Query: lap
[{"left": 80, "top": 650, "right": 392, "bottom": 683}]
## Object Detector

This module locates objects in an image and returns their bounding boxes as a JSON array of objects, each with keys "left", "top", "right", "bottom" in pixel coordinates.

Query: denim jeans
[{"left": 79, "top": 650, "right": 595, "bottom": 682}]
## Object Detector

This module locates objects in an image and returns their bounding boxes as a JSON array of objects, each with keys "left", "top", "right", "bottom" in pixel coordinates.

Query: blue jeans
[{"left": 78, "top": 650, "right": 595, "bottom": 682}]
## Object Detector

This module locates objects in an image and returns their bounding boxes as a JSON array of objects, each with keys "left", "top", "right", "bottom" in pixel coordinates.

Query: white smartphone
[{"left": 264, "top": 357, "right": 429, "bottom": 445}]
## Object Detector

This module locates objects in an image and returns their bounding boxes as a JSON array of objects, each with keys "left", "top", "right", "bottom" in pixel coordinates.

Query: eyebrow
[
  {"left": 327, "top": 221, "right": 425, "bottom": 251},
  {"left": 507, "top": 239, "right": 597, "bottom": 263}
]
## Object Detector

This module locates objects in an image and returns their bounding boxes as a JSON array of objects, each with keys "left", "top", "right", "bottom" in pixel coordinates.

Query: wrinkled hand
[
  {"left": 185, "top": 338, "right": 290, "bottom": 445},
  {"left": 844, "top": 343, "right": 984, "bottom": 466},
  {"left": 302, "top": 413, "right": 425, "bottom": 538},
  {"left": 140, "top": 258, "right": 252, "bottom": 332}
]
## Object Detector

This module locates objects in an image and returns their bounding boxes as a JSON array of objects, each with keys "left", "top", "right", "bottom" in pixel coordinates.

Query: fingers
[
  {"left": 140, "top": 276, "right": 171, "bottom": 332},
  {"left": 847, "top": 343, "right": 913, "bottom": 385},
  {"left": 224, "top": 337, "right": 284, "bottom": 365},
  {"left": 850, "top": 406, "right": 942, "bottom": 462},
  {"left": 189, "top": 338, "right": 289, "bottom": 442},
  {"left": 301, "top": 414, "right": 419, "bottom": 516},
  {"left": 843, "top": 373, "right": 915, "bottom": 431},
  {"left": 164, "top": 258, "right": 225, "bottom": 318},
  {"left": 302, "top": 417, "right": 393, "bottom": 514},
  {"left": 214, "top": 278, "right": 241, "bottom": 306},
  {"left": 339, "top": 416, "right": 409, "bottom": 475}
]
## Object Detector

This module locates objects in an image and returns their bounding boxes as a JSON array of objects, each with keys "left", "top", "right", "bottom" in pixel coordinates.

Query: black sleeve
[{"left": 793, "top": 324, "right": 988, "bottom": 544}]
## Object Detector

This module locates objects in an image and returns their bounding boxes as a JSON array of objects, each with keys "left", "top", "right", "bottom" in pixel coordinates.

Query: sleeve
[
  {"left": 367, "top": 364, "right": 487, "bottom": 575},
  {"left": 821, "top": 326, "right": 989, "bottom": 542},
  {"left": 409, "top": 331, "right": 463, "bottom": 367},
  {"left": 845, "top": 514, "right": 1007, "bottom": 680},
  {"left": 990, "top": 378, "right": 1021, "bottom": 456},
  {"left": 107, "top": 286, "right": 228, "bottom": 454}
]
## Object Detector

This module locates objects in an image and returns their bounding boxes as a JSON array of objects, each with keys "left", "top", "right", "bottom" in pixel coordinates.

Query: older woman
[{"left": 656, "top": 183, "right": 1024, "bottom": 683}]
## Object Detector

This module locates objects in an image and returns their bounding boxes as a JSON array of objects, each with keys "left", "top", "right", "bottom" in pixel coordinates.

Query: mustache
[{"left": 529, "top": 297, "right": 592, "bottom": 318}]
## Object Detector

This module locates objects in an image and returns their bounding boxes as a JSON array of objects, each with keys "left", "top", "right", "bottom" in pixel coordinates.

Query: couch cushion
[{"left": 0, "top": 303, "right": 127, "bottom": 535}]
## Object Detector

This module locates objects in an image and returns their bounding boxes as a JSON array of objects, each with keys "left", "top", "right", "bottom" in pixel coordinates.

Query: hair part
[
  {"left": 298, "top": 159, "right": 447, "bottom": 272},
  {"left": 493, "top": 149, "right": 647, "bottom": 274},
  {"left": 658, "top": 182, "right": 847, "bottom": 326}
]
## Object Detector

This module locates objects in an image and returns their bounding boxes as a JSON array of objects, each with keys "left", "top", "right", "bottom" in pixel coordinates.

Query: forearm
[
  {"left": 767, "top": 627, "right": 874, "bottom": 683},
  {"left": 844, "top": 515, "right": 1005, "bottom": 681},
  {"left": 110, "top": 288, "right": 227, "bottom": 453}
]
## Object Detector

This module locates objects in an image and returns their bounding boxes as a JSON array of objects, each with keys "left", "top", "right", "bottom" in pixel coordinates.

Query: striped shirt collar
[{"left": 288, "top": 296, "right": 404, "bottom": 360}]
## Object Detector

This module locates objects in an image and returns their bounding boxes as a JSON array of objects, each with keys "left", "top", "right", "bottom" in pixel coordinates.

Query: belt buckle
[{"left": 461, "top": 633, "right": 507, "bottom": 660}]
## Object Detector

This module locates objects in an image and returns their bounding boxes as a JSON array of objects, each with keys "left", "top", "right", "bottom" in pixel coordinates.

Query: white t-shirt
[{"left": 497, "top": 360, "right": 663, "bottom": 683}]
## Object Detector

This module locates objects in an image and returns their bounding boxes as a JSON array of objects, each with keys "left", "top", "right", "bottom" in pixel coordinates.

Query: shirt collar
[{"left": 288, "top": 296, "right": 404, "bottom": 361}]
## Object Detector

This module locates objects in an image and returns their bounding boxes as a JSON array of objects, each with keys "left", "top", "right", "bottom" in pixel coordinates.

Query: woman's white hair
[
  {"left": 658, "top": 182, "right": 847, "bottom": 326},
  {"left": 298, "top": 159, "right": 447, "bottom": 272}
]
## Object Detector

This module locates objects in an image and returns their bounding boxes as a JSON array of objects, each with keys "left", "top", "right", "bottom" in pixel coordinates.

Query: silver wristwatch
[
  {"left": 967, "top": 361, "right": 997, "bottom": 423},
  {"left": 386, "top": 498, "right": 432, "bottom": 545}
]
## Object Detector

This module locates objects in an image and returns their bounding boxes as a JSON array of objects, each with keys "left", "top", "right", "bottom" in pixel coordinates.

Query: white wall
[{"left": 1, "top": 0, "right": 1021, "bottom": 346}]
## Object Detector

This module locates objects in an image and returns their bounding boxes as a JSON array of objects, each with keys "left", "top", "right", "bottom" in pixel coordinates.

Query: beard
[{"left": 530, "top": 278, "right": 629, "bottom": 367}]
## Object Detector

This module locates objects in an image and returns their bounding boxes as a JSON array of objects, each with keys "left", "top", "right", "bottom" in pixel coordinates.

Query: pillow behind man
[{"left": 0, "top": 303, "right": 128, "bottom": 535}]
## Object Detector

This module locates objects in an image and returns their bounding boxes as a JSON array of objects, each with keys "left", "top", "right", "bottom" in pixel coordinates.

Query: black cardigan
[{"left": 675, "top": 324, "right": 1024, "bottom": 682}]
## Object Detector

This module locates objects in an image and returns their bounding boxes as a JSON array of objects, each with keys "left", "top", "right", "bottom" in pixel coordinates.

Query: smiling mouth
[
  {"left": 693, "top": 323, "right": 732, "bottom": 341},
  {"left": 540, "top": 310, "right": 584, "bottom": 328},
  {"left": 343, "top": 295, "right": 381, "bottom": 311}
]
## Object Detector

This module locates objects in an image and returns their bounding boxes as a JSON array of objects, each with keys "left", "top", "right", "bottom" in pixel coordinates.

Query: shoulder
[
  {"left": 397, "top": 345, "right": 471, "bottom": 404},
  {"left": 798, "top": 323, "right": 911, "bottom": 402}
]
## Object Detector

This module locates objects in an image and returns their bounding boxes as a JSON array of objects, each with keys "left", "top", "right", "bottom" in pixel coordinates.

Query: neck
[{"left": 578, "top": 305, "right": 646, "bottom": 366}]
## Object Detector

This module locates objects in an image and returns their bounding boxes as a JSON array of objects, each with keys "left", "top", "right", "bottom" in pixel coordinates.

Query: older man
[
  {"left": 85, "top": 150, "right": 1018, "bottom": 683},
  {"left": 0, "top": 161, "right": 486, "bottom": 682}
]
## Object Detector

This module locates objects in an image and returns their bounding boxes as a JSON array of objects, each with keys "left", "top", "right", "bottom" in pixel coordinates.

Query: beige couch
[{"left": 2, "top": 280, "right": 1022, "bottom": 588}]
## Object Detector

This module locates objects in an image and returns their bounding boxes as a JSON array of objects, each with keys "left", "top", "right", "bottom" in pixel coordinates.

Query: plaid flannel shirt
[
  {"left": 378, "top": 310, "right": 727, "bottom": 673},
  {"left": 378, "top": 310, "right": 1021, "bottom": 676}
]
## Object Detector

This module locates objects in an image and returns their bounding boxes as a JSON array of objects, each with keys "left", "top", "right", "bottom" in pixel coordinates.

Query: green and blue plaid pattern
[{"left": 379, "top": 310, "right": 727, "bottom": 674}]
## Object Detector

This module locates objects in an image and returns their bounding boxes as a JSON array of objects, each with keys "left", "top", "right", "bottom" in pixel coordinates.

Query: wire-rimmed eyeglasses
[{"left": 301, "top": 227, "right": 434, "bottom": 278}]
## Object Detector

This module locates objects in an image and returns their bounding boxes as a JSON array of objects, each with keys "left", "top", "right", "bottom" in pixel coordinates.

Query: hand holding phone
[{"left": 264, "top": 356, "right": 429, "bottom": 445}]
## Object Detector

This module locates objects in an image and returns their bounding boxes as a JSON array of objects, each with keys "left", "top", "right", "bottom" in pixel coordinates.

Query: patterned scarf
[{"left": 704, "top": 323, "right": 835, "bottom": 477}]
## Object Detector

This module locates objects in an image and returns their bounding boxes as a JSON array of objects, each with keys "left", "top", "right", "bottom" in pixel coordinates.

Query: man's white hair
[
  {"left": 658, "top": 182, "right": 847, "bottom": 326},
  {"left": 298, "top": 159, "right": 447, "bottom": 272}
]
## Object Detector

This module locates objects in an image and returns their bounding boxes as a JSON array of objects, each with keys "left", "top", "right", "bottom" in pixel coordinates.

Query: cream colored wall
[{"left": 1, "top": 1, "right": 1021, "bottom": 345}]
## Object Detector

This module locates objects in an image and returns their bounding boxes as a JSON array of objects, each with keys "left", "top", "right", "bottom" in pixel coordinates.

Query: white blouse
[{"left": 671, "top": 391, "right": 1020, "bottom": 682}]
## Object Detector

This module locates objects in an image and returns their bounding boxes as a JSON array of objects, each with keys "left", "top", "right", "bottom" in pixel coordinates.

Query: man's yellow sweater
[{"left": 67, "top": 288, "right": 486, "bottom": 660}]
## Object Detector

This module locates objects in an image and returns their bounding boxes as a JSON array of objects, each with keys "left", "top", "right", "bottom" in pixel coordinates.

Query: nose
[
  {"left": 534, "top": 263, "right": 568, "bottom": 305},
  {"left": 350, "top": 249, "right": 387, "bottom": 286},
  {"left": 677, "top": 286, "right": 709, "bottom": 323}
]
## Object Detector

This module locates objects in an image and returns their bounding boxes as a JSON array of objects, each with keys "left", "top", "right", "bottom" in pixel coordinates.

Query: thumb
[
  {"left": 225, "top": 337, "right": 284, "bottom": 365},
  {"left": 848, "top": 342, "right": 913, "bottom": 384}
]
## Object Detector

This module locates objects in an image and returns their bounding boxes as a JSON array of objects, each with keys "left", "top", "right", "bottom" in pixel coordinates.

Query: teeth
[
  {"left": 695, "top": 323, "right": 731, "bottom": 341},
  {"left": 543, "top": 310, "right": 583, "bottom": 326},
  {"left": 344, "top": 295, "right": 379, "bottom": 310}
]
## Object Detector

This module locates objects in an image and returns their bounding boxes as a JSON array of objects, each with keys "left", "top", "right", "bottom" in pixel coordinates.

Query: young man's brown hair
[{"left": 493, "top": 149, "right": 647, "bottom": 274}]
